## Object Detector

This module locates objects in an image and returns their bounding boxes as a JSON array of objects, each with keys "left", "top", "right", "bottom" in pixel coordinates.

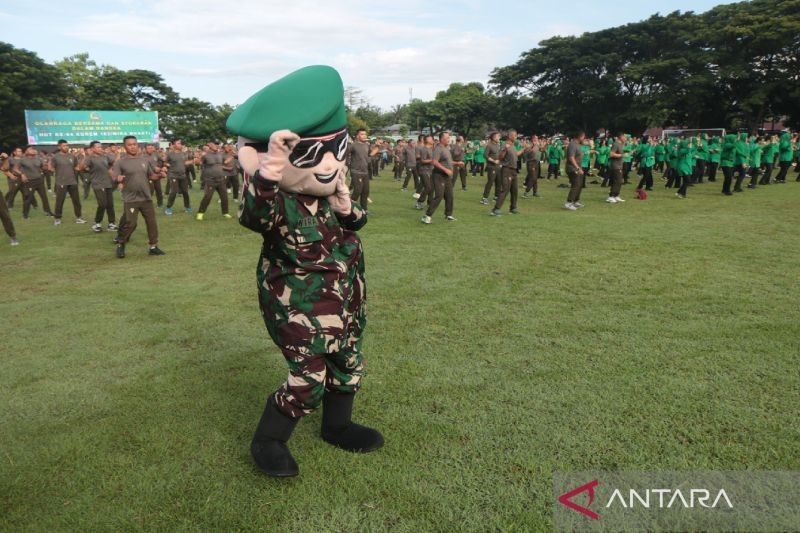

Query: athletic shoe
[
  {"left": 400, "top": 188, "right": 407, "bottom": 191},
  {"left": 564, "top": 203, "right": 577, "bottom": 211},
  {"left": 165, "top": 208, "right": 174, "bottom": 215},
  {"left": 227, "top": 189, "right": 232, "bottom": 194},
  {"left": 107, "top": 223, "right": 118, "bottom": 231},
  {"left": 185, "top": 208, "right": 193, "bottom": 214},
  {"left": 510, "top": 208, "right": 520, "bottom": 214},
  {"left": 196, "top": 213, "right": 204, "bottom": 221},
  {"left": 676, "top": 193, "right": 685, "bottom": 199},
  {"left": 148, "top": 246, "right": 166, "bottom": 256},
  {"left": 533, "top": 193, "right": 541, "bottom": 198},
  {"left": 75, "top": 218, "right": 86, "bottom": 224},
  {"left": 723, "top": 191, "right": 733, "bottom": 196},
  {"left": 45, "top": 212, "right": 53, "bottom": 217},
  {"left": 606, "top": 197, "right": 618, "bottom": 203},
  {"left": 522, "top": 193, "right": 530, "bottom": 199},
  {"left": 614, "top": 196, "right": 625, "bottom": 202},
  {"left": 223, "top": 213, "right": 233, "bottom": 219},
  {"left": 91, "top": 223, "right": 103, "bottom": 233},
  {"left": 412, "top": 193, "right": 420, "bottom": 200},
  {"left": 462, "top": 188, "right": 467, "bottom": 192},
  {"left": 116, "top": 244, "right": 125, "bottom": 258},
  {"left": 445, "top": 215, "right": 456, "bottom": 221},
  {"left": 479, "top": 198, "right": 489, "bottom": 205},
  {"left": 10, "top": 238, "right": 19, "bottom": 246},
  {"left": 573, "top": 202, "right": 585, "bottom": 208},
  {"left": 414, "top": 202, "right": 423, "bottom": 210},
  {"left": 367, "top": 197, "right": 373, "bottom": 204},
  {"left": 54, "top": 218, "right": 62, "bottom": 226},
  {"left": 489, "top": 209, "right": 501, "bottom": 216},
  {"left": 420, "top": 215, "right": 431, "bottom": 224}
]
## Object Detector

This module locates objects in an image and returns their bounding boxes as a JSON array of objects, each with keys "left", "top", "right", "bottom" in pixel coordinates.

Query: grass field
[{"left": 2, "top": 168, "right": 799, "bottom": 531}]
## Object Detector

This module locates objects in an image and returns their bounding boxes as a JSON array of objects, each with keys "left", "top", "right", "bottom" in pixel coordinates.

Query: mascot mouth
[{"left": 314, "top": 170, "right": 337, "bottom": 183}]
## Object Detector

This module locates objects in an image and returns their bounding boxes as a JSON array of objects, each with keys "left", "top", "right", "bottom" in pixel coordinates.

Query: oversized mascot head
[{"left": 226, "top": 65, "right": 349, "bottom": 197}]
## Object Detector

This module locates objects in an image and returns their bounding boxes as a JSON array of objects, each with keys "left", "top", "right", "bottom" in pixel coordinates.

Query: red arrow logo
[{"left": 558, "top": 479, "right": 600, "bottom": 520}]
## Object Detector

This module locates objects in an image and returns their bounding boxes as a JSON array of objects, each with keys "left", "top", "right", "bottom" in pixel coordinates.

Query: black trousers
[
  {"left": 402, "top": 165, "right": 418, "bottom": 189},
  {"left": 760, "top": 163, "right": 774, "bottom": 184},
  {"left": 94, "top": 187, "right": 116, "bottom": 224},
  {"left": 22, "top": 181, "right": 52, "bottom": 217},
  {"left": 416, "top": 169, "right": 433, "bottom": 205},
  {"left": 774, "top": 161, "right": 791, "bottom": 182},
  {"left": 483, "top": 164, "right": 499, "bottom": 198},
  {"left": 54, "top": 184, "right": 82, "bottom": 219},
  {"left": 677, "top": 172, "right": 691, "bottom": 196},
  {"left": 149, "top": 179, "right": 164, "bottom": 206},
  {"left": 721, "top": 166, "right": 733, "bottom": 194},
  {"left": 226, "top": 173, "right": 240, "bottom": 199},
  {"left": 199, "top": 180, "right": 229, "bottom": 214},
  {"left": 636, "top": 167, "right": 653, "bottom": 190},
  {"left": 0, "top": 192, "right": 15, "bottom": 238},
  {"left": 693, "top": 160, "right": 706, "bottom": 183},
  {"left": 350, "top": 171, "right": 370, "bottom": 208},
  {"left": 426, "top": 171, "right": 454, "bottom": 218},
  {"left": 706, "top": 161, "right": 719, "bottom": 181},
  {"left": 167, "top": 178, "right": 191, "bottom": 209},
  {"left": 733, "top": 165, "right": 747, "bottom": 190},
  {"left": 472, "top": 162, "right": 485, "bottom": 176}
]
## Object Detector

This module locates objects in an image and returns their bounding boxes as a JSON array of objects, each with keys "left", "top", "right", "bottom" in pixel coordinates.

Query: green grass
[{"left": 1, "top": 169, "right": 799, "bottom": 531}]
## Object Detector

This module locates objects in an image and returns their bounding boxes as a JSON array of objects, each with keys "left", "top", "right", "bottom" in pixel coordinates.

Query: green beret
[{"left": 226, "top": 65, "right": 347, "bottom": 141}]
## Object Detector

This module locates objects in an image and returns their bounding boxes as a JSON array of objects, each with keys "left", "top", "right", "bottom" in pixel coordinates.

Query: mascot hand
[
  {"left": 326, "top": 173, "right": 352, "bottom": 216},
  {"left": 238, "top": 129, "right": 300, "bottom": 182}
]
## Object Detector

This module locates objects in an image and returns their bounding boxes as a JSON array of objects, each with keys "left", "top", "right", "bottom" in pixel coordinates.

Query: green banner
[{"left": 24, "top": 110, "right": 160, "bottom": 145}]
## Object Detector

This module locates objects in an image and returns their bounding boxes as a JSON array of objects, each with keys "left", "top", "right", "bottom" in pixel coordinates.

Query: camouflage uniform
[{"left": 240, "top": 172, "right": 368, "bottom": 419}]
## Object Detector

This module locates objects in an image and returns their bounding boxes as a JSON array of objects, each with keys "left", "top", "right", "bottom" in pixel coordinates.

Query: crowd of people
[{"left": 1, "top": 127, "right": 798, "bottom": 251}]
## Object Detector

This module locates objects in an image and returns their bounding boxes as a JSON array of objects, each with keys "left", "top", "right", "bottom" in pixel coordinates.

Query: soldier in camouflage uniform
[{"left": 227, "top": 65, "right": 383, "bottom": 478}]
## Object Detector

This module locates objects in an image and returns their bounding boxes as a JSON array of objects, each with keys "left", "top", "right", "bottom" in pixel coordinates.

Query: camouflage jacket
[{"left": 240, "top": 173, "right": 367, "bottom": 353}]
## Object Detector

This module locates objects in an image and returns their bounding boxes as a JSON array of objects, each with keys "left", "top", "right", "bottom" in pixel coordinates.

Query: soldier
[
  {"left": 522, "top": 135, "right": 542, "bottom": 198},
  {"left": 401, "top": 138, "right": 418, "bottom": 191},
  {"left": 110, "top": 136, "right": 167, "bottom": 258},
  {"left": 393, "top": 139, "right": 405, "bottom": 182},
  {"left": 606, "top": 132, "right": 626, "bottom": 204},
  {"left": 78, "top": 146, "right": 93, "bottom": 200},
  {"left": 195, "top": 140, "right": 232, "bottom": 221},
  {"left": 564, "top": 132, "right": 586, "bottom": 211},
  {"left": 50, "top": 140, "right": 86, "bottom": 225},
  {"left": 227, "top": 65, "right": 382, "bottom": 477},
  {"left": 0, "top": 188, "right": 18, "bottom": 246},
  {"left": 222, "top": 143, "right": 240, "bottom": 201},
  {"left": 164, "top": 139, "right": 193, "bottom": 215},
  {"left": 1, "top": 148, "right": 25, "bottom": 208},
  {"left": 79, "top": 141, "right": 118, "bottom": 233},
  {"left": 348, "top": 129, "right": 376, "bottom": 212},
  {"left": 451, "top": 135, "right": 467, "bottom": 191},
  {"left": 413, "top": 135, "right": 434, "bottom": 210},
  {"left": 480, "top": 132, "right": 501, "bottom": 205},
  {"left": 143, "top": 144, "right": 165, "bottom": 208},
  {"left": 490, "top": 130, "right": 523, "bottom": 216},
  {"left": 421, "top": 131, "right": 455, "bottom": 223},
  {"left": 14, "top": 147, "right": 54, "bottom": 219}
]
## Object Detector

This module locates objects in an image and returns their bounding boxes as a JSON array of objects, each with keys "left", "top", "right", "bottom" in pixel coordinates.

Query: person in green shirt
[
  {"left": 675, "top": 138, "right": 693, "bottom": 198},
  {"left": 692, "top": 133, "right": 709, "bottom": 183},
  {"left": 473, "top": 142, "right": 485, "bottom": 176},
  {"left": 580, "top": 140, "right": 592, "bottom": 187},
  {"left": 707, "top": 136, "right": 721, "bottom": 182},
  {"left": 654, "top": 141, "right": 666, "bottom": 173},
  {"left": 636, "top": 137, "right": 656, "bottom": 191},
  {"left": 665, "top": 138, "right": 680, "bottom": 188},
  {"left": 597, "top": 139, "right": 611, "bottom": 187},
  {"left": 719, "top": 133, "right": 737, "bottom": 195},
  {"left": 622, "top": 136, "right": 633, "bottom": 183},
  {"left": 464, "top": 143, "right": 474, "bottom": 175},
  {"left": 733, "top": 132, "right": 750, "bottom": 192},
  {"left": 747, "top": 136, "right": 765, "bottom": 188},
  {"left": 774, "top": 131, "right": 795, "bottom": 183},
  {"left": 759, "top": 134, "right": 779, "bottom": 184},
  {"left": 546, "top": 139, "right": 561, "bottom": 179}
]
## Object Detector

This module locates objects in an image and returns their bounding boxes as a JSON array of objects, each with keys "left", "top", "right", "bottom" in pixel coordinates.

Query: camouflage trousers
[{"left": 258, "top": 261, "right": 367, "bottom": 419}]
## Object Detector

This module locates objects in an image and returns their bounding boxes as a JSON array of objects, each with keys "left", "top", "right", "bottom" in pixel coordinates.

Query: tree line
[{"left": 1, "top": 0, "right": 798, "bottom": 149}]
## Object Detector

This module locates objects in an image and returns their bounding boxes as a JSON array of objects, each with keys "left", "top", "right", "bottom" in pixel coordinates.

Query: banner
[{"left": 24, "top": 110, "right": 160, "bottom": 145}]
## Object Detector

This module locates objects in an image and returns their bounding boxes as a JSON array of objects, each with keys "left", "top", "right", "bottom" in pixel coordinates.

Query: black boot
[
  {"left": 251, "top": 396, "right": 299, "bottom": 477},
  {"left": 320, "top": 392, "right": 383, "bottom": 453}
]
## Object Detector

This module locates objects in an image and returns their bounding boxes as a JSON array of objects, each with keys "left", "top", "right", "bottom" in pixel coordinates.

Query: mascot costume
[{"left": 227, "top": 65, "right": 383, "bottom": 477}]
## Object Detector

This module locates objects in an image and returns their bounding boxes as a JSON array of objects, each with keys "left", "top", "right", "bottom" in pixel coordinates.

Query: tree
[
  {"left": 0, "top": 42, "right": 68, "bottom": 150},
  {"left": 429, "top": 82, "right": 496, "bottom": 138}
]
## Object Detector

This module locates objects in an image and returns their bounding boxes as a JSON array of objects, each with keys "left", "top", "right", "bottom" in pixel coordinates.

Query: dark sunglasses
[
  {"left": 289, "top": 128, "right": 349, "bottom": 168},
  {"left": 244, "top": 128, "right": 350, "bottom": 169}
]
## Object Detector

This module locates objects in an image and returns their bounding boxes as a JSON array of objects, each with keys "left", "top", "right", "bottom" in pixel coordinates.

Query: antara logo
[{"left": 558, "top": 479, "right": 733, "bottom": 520}]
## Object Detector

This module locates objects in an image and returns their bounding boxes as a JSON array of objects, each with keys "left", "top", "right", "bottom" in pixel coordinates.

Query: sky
[{"left": 2, "top": 0, "right": 738, "bottom": 111}]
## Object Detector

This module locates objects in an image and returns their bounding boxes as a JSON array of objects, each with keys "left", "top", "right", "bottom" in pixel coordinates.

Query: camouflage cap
[{"left": 226, "top": 65, "right": 347, "bottom": 141}]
